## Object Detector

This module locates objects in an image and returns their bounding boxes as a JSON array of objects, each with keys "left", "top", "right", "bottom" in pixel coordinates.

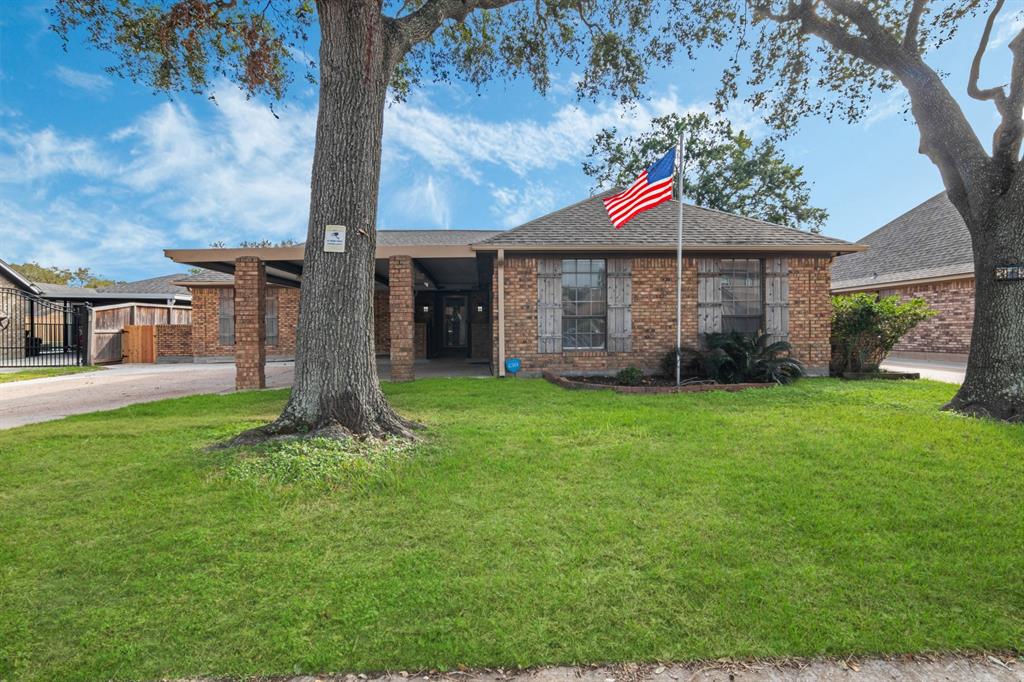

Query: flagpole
[{"left": 675, "top": 131, "right": 684, "bottom": 387}]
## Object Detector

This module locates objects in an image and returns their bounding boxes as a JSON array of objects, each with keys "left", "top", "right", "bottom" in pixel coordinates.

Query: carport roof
[{"left": 164, "top": 230, "right": 502, "bottom": 289}]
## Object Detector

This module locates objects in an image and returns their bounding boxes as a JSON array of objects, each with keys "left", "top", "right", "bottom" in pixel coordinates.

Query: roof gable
[
  {"left": 476, "top": 191, "right": 859, "bottom": 252},
  {"left": 832, "top": 192, "right": 973, "bottom": 290}
]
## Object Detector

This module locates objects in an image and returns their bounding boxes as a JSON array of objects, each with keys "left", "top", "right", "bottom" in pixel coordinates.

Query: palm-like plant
[{"left": 702, "top": 332, "right": 805, "bottom": 385}]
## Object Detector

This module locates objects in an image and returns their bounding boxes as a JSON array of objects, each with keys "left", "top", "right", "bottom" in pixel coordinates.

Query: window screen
[
  {"left": 720, "top": 258, "right": 763, "bottom": 335},
  {"left": 218, "top": 288, "right": 235, "bottom": 346},
  {"left": 561, "top": 259, "right": 606, "bottom": 350}
]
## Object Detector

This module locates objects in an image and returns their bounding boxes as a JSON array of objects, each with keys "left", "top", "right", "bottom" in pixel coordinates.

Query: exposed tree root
[
  {"left": 942, "top": 393, "right": 1023, "bottom": 423},
  {"left": 224, "top": 402, "right": 422, "bottom": 448}
]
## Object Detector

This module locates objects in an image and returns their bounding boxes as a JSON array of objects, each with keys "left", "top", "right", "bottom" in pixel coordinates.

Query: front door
[{"left": 442, "top": 295, "right": 467, "bottom": 349}]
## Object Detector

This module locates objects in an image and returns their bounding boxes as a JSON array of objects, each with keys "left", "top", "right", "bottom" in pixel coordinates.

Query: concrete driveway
[
  {"left": 880, "top": 356, "right": 966, "bottom": 384},
  {"left": 0, "top": 362, "right": 294, "bottom": 429},
  {"left": 0, "top": 358, "right": 492, "bottom": 429}
]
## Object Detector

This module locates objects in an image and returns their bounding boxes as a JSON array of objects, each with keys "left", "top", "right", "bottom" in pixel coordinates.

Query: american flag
[{"left": 603, "top": 146, "right": 676, "bottom": 229}]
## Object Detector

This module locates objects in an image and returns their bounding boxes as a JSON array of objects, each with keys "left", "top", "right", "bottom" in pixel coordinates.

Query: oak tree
[
  {"left": 51, "top": 0, "right": 697, "bottom": 437},
  {"left": 584, "top": 112, "right": 829, "bottom": 231},
  {"left": 670, "top": 0, "right": 1024, "bottom": 421}
]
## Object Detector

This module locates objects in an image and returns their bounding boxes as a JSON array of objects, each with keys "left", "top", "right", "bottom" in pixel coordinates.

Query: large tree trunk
[
  {"left": 945, "top": 189, "right": 1024, "bottom": 422},
  {"left": 242, "top": 0, "right": 415, "bottom": 441}
]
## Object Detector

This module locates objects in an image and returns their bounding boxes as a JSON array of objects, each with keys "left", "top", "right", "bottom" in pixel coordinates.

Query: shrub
[
  {"left": 703, "top": 332, "right": 805, "bottom": 384},
  {"left": 659, "top": 347, "right": 702, "bottom": 379},
  {"left": 830, "top": 293, "right": 936, "bottom": 374},
  {"left": 615, "top": 366, "right": 644, "bottom": 386}
]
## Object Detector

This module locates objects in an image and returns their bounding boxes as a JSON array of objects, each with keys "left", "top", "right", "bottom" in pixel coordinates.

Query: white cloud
[
  {"left": 54, "top": 66, "right": 112, "bottom": 93},
  {"left": 991, "top": 10, "right": 1024, "bottom": 49},
  {"left": 490, "top": 183, "right": 559, "bottom": 227},
  {"left": 382, "top": 89, "right": 721, "bottom": 182},
  {"left": 863, "top": 90, "right": 908, "bottom": 128},
  {"left": 394, "top": 175, "right": 451, "bottom": 227},
  {"left": 0, "top": 127, "right": 111, "bottom": 181}
]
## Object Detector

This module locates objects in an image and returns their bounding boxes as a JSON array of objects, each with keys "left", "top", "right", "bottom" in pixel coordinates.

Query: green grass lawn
[
  {"left": 0, "top": 366, "right": 100, "bottom": 384},
  {"left": 1, "top": 379, "right": 1022, "bottom": 681}
]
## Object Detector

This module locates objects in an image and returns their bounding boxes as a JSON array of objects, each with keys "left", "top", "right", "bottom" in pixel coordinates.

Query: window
[
  {"left": 562, "top": 258, "right": 606, "bottom": 350},
  {"left": 218, "top": 288, "right": 235, "bottom": 346},
  {"left": 265, "top": 291, "right": 279, "bottom": 346},
  {"left": 720, "top": 258, "right": 763, "bottom": 335}
]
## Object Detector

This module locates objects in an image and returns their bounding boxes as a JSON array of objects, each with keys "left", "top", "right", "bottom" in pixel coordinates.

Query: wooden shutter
[
  {"left": 606, "top": 257, "right": 632, "bottom": 352},
  {"left": 218, "top": 288, "right": 235, "bottom": 346},
  {"left": 697, "top": 257, "right": 722, "bottom": 339},
  {"left": 265, "top": 291, "right": 279, "bottom": 345},
  {"left": 537, "top": 258, "right": 562, "bottom": 353},
  {"left": 764, "top": 256, "right": 789, "bottom": 343}
]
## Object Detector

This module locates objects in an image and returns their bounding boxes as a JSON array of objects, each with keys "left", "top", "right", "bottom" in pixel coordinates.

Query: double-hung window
[
  {"left": 720, "top": 258, "right": 763, "bottom": 335},
  {"left": 561, "top": 258, "right": 606, "bottom": 350}
]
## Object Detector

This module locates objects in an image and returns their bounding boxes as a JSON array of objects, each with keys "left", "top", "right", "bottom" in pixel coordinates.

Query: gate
[{"left": 0, "top": 287, "right": 88, "bottom": 367}]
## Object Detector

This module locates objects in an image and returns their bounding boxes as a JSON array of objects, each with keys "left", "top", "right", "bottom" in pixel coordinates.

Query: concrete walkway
[{"left": 181, "top": 655, "right": 1022, "bottom": 682}]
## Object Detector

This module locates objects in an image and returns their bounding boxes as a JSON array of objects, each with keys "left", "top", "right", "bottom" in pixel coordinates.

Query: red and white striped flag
[{"left": 603, "top": 146, "right": 676, "bottom": 229}]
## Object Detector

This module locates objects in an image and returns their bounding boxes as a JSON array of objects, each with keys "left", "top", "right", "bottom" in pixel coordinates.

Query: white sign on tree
[{"left": 324, "top": 226, "right": 346, "bottom": 253}]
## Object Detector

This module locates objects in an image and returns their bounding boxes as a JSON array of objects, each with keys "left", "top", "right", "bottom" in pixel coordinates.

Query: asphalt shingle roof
[
  {"left": 478, "top": 191, "right": 857, "bottom": 250},
  {"left": 34, "top": 282, "right": 92, "bottom": 297},
  {"left": 832, "top": 192, "right": 973, "bottom": 290},
  {"left": 98, "top": 274, "right": 189, "bottom": 295},
  {"left": 377, "top": 230, "right": 504, "bottom": 246},
  {"left": 172, "top": 270, "right": 236, "bottom": 285}
]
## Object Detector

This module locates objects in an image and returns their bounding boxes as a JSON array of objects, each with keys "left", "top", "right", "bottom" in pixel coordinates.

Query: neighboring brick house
[
  {"left": 832, "top": 193, "right": 975, "bottom": 362},
  {"left": 165, "top": 194, "right": 860, "bottom": 382}
]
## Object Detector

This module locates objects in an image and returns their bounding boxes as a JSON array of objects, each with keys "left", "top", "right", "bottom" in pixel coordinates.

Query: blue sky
[{"left": 0, "top": 2, "right": 1021, "bottom": 281}]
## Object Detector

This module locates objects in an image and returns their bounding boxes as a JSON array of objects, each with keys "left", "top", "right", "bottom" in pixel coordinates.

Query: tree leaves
[{"left": 583, "top": 112, "right": 829, "bottom": 231}]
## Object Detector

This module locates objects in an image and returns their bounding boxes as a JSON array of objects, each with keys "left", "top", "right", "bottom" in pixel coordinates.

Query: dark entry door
[{"left": 442, "top": 295, "right": 467, "bottom": 349}]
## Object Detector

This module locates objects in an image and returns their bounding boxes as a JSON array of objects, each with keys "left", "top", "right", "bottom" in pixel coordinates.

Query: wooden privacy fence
[
  {"left": 93, "top": 303, "right": 191, "bottom": 331},
  {"left": 90, "top": 330, "right": 123, "bottom": 364},
  {"left": 123, "top": 325, "right": 157, "bottom": 363},
  {"left": 88, "top": 303, "right": 191, "bottom": 364}
]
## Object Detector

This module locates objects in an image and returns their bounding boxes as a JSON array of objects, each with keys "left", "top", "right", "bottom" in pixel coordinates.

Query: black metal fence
[{"left": 0, "top": 287, "right": 88, "bottom": 367}]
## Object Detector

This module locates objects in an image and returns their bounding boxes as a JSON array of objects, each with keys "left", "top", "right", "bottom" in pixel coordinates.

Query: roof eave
[
  {"left": 472, "top": 242, "right": 866, "bottom": 254},
  {"left": 832, "top": 269, "right": 975, "bottom": 292}
]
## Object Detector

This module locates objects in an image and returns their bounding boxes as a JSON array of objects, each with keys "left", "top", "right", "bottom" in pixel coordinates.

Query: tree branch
[
  {"left": 903, "top": 0, "right": 928, "bottom": 50},
  {"left": 394, "top": 0, "right": 521, "bottom": 47},
  {"left": 968, "top": 0, "right": 1008, "bottom": 106},
  {"left": 992, "top": 27, "right": 1024, "bottom": 167}
]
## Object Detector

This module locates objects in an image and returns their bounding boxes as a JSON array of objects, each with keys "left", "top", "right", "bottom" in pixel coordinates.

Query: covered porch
[{"left": 164, "top": 242, "right": 495, "bottom": 389}]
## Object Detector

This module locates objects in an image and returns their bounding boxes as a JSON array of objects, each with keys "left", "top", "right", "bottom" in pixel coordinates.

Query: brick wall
[
  {"left": 788, "top": 256, "right": 833, "bottom": 373},
  {"left": 875, "top": 277, "right": 974, "bottom": 356},
  {"left": 234, "top": 257, "right": 266, "bottom": 389},
  {"left": 388, "top": 255, "right": 415, "bottom": 381},
  {"left": 493, "top": 253, "right": 832, "bottom": 375},
  {"left": 374, "top": 288, "right": 390, "bottom": 355},
  {"left": 189, "top": 284, "right": 299, "bottom": 357},
  {"left": 155, "top": 324, "right": 192, "bottom": 358}
]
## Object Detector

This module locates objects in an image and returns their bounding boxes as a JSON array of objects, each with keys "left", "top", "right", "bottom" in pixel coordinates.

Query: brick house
[
  {"left": 165, "top": 193, "right": 861, "bottom": 383},
  {"left": 831, "top": 193, "right": 974, "bottom": 363}
]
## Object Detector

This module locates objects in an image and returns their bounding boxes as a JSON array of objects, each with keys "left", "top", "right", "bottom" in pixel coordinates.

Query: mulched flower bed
[{"left": 542, "top": 372, "right": 775, "bottom": 394}]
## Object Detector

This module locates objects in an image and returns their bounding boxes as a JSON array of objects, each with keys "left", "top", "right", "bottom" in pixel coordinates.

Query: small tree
[
  {"left": 584, "top": 112, "right": 829, "bottom": 231},
  {"left": 830, "top": 293, "right": 936, "bottom": 374}
]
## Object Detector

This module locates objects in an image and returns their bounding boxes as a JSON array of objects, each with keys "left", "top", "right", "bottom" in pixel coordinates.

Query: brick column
[
  {"left": 234, "top": 256, "right": 266, "bottom": 390},
  {"left": 388, "top": 255, "right": 415, "bottom": 382}
]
